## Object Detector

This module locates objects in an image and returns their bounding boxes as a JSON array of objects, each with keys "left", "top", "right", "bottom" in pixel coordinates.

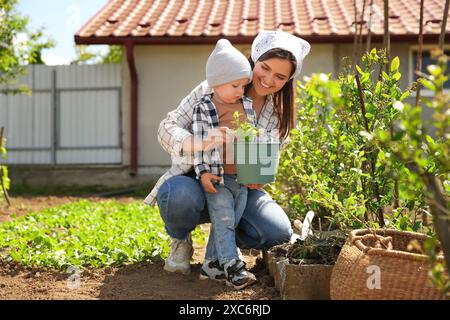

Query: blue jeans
[
  {"left": 204, "top": 174, "right": 247, "bottom": 264},
  {"left": 156, "top": 170, "right": 292, "bottom": 250}
]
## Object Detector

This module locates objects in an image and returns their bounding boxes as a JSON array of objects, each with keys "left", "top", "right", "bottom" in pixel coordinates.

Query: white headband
[{"left": 251, "top": 30, "right": 311, "bottom": 79}]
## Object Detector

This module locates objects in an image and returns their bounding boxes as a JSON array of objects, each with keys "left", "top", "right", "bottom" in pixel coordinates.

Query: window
[{"left": 411, "top": 49, "right": 450, "bottom": 90}]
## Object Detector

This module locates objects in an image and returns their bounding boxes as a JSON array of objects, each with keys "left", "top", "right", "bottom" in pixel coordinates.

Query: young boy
[{"left": 193, "top": 39, "right": 257, "bottom": 289}]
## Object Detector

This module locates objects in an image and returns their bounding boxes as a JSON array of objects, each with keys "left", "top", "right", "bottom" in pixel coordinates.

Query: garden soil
[{"left": 0, "top": 195, "right": 278, "bottom": 300}]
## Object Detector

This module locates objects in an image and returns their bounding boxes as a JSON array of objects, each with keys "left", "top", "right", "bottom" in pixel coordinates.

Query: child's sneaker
[
  {"left": 223, "top": 259, "right": 256, "bottom": 290},
  {"left": 199, "top": 260, "right": 226, "bottom": 282}
]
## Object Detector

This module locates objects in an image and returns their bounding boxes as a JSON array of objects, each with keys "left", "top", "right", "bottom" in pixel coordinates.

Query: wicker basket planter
[{"left": 330, "top": 229, "right": 446, "bottom": 300}]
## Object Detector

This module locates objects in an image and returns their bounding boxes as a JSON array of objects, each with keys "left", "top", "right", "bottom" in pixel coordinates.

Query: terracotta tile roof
[{"left": 75, "top": 0, "right": 450, "bottom": 44}]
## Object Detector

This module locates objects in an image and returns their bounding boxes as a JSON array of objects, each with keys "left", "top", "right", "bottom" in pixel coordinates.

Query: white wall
[{"left": 134, "top": 45, "right": 213, "bottom": 167}]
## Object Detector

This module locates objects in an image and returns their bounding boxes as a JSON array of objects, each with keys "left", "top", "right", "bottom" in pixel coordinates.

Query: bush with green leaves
[
  {"left": 1, "top": 0, "right": 54, "bottom": 87},
  {"left": 371, "top": 49, "right": 449, "bottom": 293},
  {"left": 269, "top": 49, "right": 426, "bottom": 232},
  {"left": 0, "top": 0, "right": 54, "bottom": 204},
  {"left": 268, "top": 48, "right": 448, "bottom": 292}
]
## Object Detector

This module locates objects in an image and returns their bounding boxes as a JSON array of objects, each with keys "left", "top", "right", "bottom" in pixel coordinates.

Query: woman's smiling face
[{"left": 251, "top": 58, "right": 294, "bottom": 96}]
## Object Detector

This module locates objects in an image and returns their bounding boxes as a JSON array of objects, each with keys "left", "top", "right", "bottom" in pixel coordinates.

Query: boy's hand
[{"left": 200, "top": 173, "right": 222, "bottom": 193}]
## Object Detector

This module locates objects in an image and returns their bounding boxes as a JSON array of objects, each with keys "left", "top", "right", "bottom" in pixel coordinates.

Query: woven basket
[{"left": 330, "top": 229, "right": 446, "bottom": 300}]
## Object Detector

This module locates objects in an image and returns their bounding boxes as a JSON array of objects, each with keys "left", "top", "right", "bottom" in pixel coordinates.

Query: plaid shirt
[
  {"left": 144, "top": 80, "right": 280, "bottom": 206},
  {"left": 192, "top": 94, "right": 256, "bottom": 181}
]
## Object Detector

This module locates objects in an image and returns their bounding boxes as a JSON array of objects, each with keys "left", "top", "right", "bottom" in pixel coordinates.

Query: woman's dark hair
[{"left": 245, "top": 48, "right": 297, "bottom": 140}]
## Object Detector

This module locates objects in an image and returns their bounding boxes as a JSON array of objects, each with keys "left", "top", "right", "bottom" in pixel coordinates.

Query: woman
[{"left": 144, "top": 30, "right": 311, "bottom": 276}]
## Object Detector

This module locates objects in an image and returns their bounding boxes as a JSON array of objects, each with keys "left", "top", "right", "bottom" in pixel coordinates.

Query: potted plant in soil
[
  {"left": 232, "top": 112, "right": 280, "bottom": 184},
  {"left": 264, "top": 212, "right": 347, "bottom": 300}
]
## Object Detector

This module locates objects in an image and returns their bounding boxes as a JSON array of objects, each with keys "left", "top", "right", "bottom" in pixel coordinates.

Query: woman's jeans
[
  {"left": 156, "top": 170, "right": 292, "bottom": 251},
  {"left": 204, "top": 174, "right": 247, "bottom": 264}
]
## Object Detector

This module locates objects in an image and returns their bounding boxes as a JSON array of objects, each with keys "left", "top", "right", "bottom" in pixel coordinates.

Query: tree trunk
[
  {"left": 415, "top": 0, "right": 425, "bottom": 107},
  {"left": 383, "top": 0, "right": 390, "bottom": 67},
  {"left": 358, "top": 0, "right": 367, "bottom": 54},
  {"left": 366, "top": 0, "right": 374, "bottom": 52},
  {"left": 353, "top": 0, "right": 359, "bottom": 66},
  {"left": 353, "top": 0, "right": 368, "bottom": 65},
  {"left": 424, "top": 174, "right": 450, "bottom": 277},
  {"left": 439, "top": 0, "right": 450, "bottom": 50},
  {"left": 355, "top": 74, "right": 385, "bottom": 227},
  {"left": 434, "top": 0, "right": 450, "bottom": 278}
]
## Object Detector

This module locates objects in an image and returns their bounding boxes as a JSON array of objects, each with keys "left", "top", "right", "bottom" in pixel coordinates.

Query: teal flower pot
[{"left": 234, "top": 142, "right": 280, "bottom": 184}]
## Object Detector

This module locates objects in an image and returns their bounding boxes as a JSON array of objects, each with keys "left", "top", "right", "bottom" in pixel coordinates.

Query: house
[{"left": 10, "top": 0, "right": 450, "bottom": 189}]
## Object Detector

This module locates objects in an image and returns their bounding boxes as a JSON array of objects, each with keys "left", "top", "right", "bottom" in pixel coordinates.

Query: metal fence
[{"left": 0, "top": 64, "right": 122, "bottom": 165}]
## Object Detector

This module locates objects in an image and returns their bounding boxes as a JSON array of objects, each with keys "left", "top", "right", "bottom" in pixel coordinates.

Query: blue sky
[{"left": 17, "top": 0, "right": 109, "bottom": 64}]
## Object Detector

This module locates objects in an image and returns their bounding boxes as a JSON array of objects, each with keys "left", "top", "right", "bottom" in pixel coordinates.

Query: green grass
[{"left": 0, "top": 200, "right": 207, "bottom": 269}]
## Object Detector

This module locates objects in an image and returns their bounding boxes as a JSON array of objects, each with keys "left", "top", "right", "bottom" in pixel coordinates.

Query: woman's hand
[
  {"left": 246, "top": 184, "right": 266, "bottom": 190},
  {"left": 200, "top": 173, "right": 222, "bottom": 193},
  {"left": 203, "top": 127, "right": 234, "bottom": 151}
]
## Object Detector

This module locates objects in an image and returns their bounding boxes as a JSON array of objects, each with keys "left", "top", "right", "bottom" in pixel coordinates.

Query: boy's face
[{"left": 213, "top": 78, "right": 250, "bottom": 104}]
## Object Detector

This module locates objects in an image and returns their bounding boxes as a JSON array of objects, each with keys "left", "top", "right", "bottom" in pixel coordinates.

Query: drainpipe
[{"left": 125, "top": 41, "right": 138, "bottom": 176}]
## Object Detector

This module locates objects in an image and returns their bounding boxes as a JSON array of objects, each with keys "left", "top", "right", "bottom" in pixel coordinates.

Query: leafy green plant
[
  {"left": 424, "top": 236, "right": 450, "bottom": 297},
  {"left": 288, "top": 231, "right": 347, "bottom": 265},
  {"left": 101, "top": 45, "right": 123, "bottom": 64},
  {"left": 232, "top": 111, "right": 260, "bottom": 142},
  {"left": 0, "top": 200, "right": 207, "bottom": 269},
  {"left": 270, "top": 219, "right": 347, "bottom": 265},
  {"left": 0, "top": 0, "right": 54, "bottom": 88},
  {"left": 0, "top": 0, "right": 54, "bottom": 204},
  {"left": 371, "top": 48, "right": 449, "bottom": 290},
  {"left": 269, "top": 49, "right": 426, "bottom": 233},
  {"left": 71, "top": 45, "right": 122, "bottom": 65}
]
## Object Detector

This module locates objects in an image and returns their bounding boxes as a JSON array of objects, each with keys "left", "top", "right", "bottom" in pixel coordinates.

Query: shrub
[{"left": 269, "top": 49, "right": 426, "bottom": 232}]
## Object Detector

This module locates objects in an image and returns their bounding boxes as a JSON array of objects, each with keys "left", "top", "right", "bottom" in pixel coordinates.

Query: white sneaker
[{"left": 164, "top": 234, "right": 194, "bottom": 275}]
